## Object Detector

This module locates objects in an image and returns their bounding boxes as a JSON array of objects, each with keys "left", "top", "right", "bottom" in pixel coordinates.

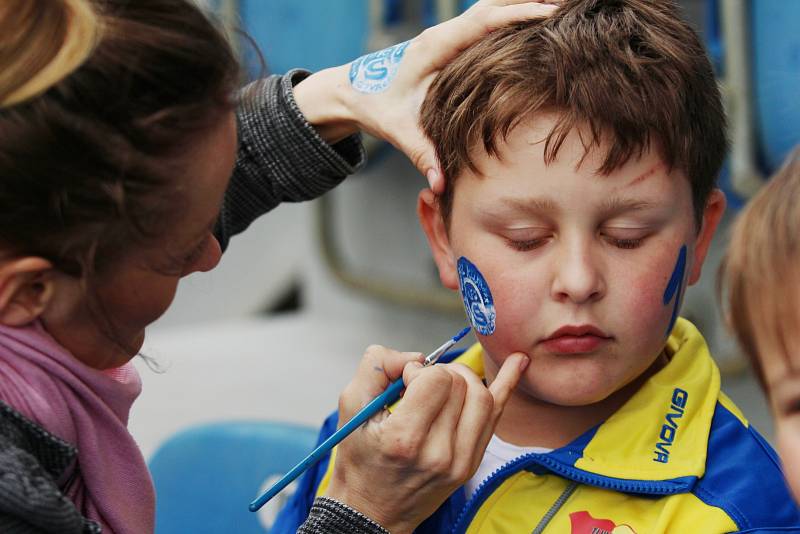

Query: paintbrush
[{"left": 248, "top": 326, "right": 472, "bottom": 512}]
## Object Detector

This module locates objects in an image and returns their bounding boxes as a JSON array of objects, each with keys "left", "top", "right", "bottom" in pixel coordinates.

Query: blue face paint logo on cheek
[
  {"left": 457, "top": 257, "right": 496, "bottom": 336},
  {"left": 348, "top": 40, "right": 410, "bottom": 94},
  {"left": 662, "top": 245, "right": 687, "bottom": 338}
]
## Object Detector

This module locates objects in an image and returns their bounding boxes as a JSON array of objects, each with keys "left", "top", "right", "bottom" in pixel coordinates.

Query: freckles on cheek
[{"left": 624, "top": 247, "right": 687, "bottom": 334}]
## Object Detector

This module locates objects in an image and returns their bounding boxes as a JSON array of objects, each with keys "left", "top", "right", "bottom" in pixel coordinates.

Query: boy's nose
[{"left": 550, "top": 243, "right": 605, "bottom": 304}]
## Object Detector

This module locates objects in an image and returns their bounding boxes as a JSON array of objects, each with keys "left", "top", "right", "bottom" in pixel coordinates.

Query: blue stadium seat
[
  {"left": 752, "top": 0, "right": 800, "bottom": 173},
  {"left": 149, "top": 421, "right": 318, "bottom": 534},
  {"left": 239, "top": 0, "right": 369, "bottom": 75}
]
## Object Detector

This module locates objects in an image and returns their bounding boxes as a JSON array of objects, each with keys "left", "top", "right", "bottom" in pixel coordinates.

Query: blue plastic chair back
[
  {"left": 149, "top": 421, "right": 318, "bottom": 534},
  {"left": 752, "top": 0, "right": 800, "bottom": 173},
  {"left": 239, "top": 0, "right": 369, "bottom": 75}
]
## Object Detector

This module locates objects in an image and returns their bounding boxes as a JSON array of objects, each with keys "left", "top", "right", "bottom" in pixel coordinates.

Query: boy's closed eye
[
  {"left": 769, "top": 374, "right": 800, "bottom": 418},
  {"left": 503, "top": 227, "right": 552, "bottom": 251},
  {"left": 502, "top": 225, "right": 654, "bottom": 252},
  {"left": 600, "top": 227, "right": 653, "bottom": 250}
]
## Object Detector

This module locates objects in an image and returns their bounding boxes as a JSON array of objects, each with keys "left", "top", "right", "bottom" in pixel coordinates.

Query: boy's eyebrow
[
  {"left": 494, "top": 196, "right": 559, "bottom": 215},
  {"left": 600, "top": 197, "right": 661, "bottom": 215}
]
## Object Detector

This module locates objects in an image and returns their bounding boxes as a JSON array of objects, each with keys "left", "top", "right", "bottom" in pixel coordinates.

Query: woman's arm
[
  {"left": 214, "top": 70, "right": 365, "bottom": 250},
  {"left": 214, "top": 0, "right": 559, "bottom": 249}
]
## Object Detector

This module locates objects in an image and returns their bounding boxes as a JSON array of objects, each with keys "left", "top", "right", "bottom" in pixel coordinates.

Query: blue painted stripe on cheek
[
  {"left": 457, "top": 257, "right": 496, "bottom": 336},
  {"left": 662, "top": 245, "right": 687, "bottom": 338}
]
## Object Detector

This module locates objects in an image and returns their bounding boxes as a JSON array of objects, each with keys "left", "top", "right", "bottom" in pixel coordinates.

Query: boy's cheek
[
  {"left": 617, "top": 245, "right": 690, "bottom": 335},
  {"left": 472, "top": 274, "right": 544, "bottom": 353}
]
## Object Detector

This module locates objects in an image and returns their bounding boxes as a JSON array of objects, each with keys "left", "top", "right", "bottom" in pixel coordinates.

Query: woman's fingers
[
  {"left": 327, "top": 348, "right": 528, "bottom": 534},
  {"left": 389, "top": 364, "right": 457, "bottom": 440},
  {"left": 391, "top": 1, "right": 557, "bottom": 181},
  {"left": 338, "top": 345, "right": 424, "bottom": 419},
  {"left": 453, "top": 353, "right": 529, "bottom": 475},
  {"left": 488, "top": 352, "right": 530, "bottom": 422},
  {"left": 410, "top": 368, "right": 468, "bottom": 476},
  {"left": 414, "top": 1, "right": 558, "bottom": 72}
]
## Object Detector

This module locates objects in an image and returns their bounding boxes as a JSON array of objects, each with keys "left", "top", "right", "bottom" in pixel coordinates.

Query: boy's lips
[{"left": 540, "top": 324, "right": 612, "bottom": 354}]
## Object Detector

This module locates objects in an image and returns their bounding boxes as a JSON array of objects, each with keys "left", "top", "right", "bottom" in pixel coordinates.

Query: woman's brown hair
[
  {"left": 0, "top": 0, "right": 240, "bottom": 277},
  {"left": 721, "top": 147, "right": 800, "bottom": 390}
]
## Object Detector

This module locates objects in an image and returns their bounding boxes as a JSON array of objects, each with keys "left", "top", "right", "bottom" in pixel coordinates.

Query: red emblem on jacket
[{"left": 569, "top": 511, "right": 638, "bottom": 534}]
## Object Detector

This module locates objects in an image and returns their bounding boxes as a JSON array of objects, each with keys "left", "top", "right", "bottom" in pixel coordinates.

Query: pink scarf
[{"left": 0, "top": 321, "right": 154, "bottom": 533}]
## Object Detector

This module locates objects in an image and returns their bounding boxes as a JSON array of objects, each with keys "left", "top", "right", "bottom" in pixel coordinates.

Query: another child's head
[
  {"left": 0, "top": 0, "right": 240, "bottom": 367},
  {"left": 417, "top": 0, "right": 727, "bottom": 406},
  {"left": 722, "top": 147, "right": 800, "bottom": 501}
]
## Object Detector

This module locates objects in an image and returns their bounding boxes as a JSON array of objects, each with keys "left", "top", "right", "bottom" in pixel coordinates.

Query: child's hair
[
  {"left": 721, "top": 147, "right": 800, "bottom": 389},
  {"left": 420, "top": 0, "right": 727, "bottom": 228},
  {"left": 0, "top": 0, "right": 239, "bottom": 278}
]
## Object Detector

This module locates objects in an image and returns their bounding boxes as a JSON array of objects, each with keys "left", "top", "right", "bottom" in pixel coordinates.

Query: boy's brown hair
[
  {"left": 721, "top": 148, "right": 800, "bottom": 390},
  {"left": 420, "top": 0, "right": 727, "bottom": 227}
]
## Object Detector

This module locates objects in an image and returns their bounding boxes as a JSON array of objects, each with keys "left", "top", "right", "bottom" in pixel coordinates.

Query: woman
[{"left": 0, "top": 0, "right": 554, "bottom": 532}]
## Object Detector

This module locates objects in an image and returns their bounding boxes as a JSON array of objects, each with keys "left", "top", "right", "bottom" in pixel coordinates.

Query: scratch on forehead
[{"left": 628, "top": 164, "right": 665, "bottom": 187}]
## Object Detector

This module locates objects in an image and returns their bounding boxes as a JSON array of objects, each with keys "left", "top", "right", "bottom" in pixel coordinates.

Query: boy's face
[
  {"left": 757, "top": 304, "right": 800, "bottom": 503},
  {"left": 419, "top": 114, "right": 725, "bottom": 406}
]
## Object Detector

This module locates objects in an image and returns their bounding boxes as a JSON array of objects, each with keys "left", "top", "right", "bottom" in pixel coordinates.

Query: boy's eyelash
[
  {"left": 507, "top": 235, "right": 646, "bottom": 251},
  {"left": 609, "top": 237, "right": 644, "bottom": 249},
  {"left": 782, "top": 396, "right": 800, "bottom": 417},
  {"left": 508, "top": 238, "right": 547, "bottom": 251}
]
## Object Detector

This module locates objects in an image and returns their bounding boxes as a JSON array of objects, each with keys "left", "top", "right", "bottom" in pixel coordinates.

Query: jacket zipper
[
  {"left": 450, "top": 452, "right": 691, "bottom": 534},
  {"left": 531, "top": 480, "right": 579, "bottom": 534}
]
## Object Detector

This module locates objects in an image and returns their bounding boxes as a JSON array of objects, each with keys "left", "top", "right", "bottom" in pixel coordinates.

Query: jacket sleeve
[
  {"left": 0, "top": 402, "right": 99, "bottom": 534},
  {"left": 299, "top": 497, "right": 389, "bottom": 534},
  {"left": 215, "top": 69, "right": 366, "bottom": 250}
]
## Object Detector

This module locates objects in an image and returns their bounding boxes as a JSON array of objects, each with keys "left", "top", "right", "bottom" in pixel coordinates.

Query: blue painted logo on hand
[
  {"left": 457, "top": 257, "right": 496, "bottom": 336},
  {"left": 349, "top": 40, "right": 410, "bottom": 94},
  {"left": 662, "top": 245, "right": 687, "bottom": 338}
]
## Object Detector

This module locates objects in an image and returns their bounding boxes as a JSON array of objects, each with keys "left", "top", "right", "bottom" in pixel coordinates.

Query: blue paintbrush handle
[
  {"left": 248, "top": 378, "right": 406, "bottom": 512},
  {"left": 248, "top": 326, "right": 470, "bottom": 512}
]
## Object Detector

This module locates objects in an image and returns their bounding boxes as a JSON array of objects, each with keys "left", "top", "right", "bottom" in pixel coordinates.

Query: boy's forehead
[{"left": 461, "top": 117, "right": 686, "bottom": 204}]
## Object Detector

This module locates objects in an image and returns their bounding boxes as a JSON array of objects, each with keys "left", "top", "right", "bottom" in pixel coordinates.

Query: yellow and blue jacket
[{"left": 274, "top": 319, "right": 800, "bottom": 533}]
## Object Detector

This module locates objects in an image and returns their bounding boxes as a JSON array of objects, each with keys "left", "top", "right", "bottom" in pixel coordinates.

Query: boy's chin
[{"left": 515, "top": 373, "right": 624, "bottom": 407}]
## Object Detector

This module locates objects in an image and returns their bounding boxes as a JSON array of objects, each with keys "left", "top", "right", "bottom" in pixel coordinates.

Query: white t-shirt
[{"left": 464, "top": 434, "right": 553, "bottom": 499}]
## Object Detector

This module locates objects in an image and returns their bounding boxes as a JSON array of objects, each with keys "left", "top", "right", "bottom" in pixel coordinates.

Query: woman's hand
[
  {"left": 293, "top": 0, "right": 559, "bottom": 193},
  {"left": 324, "top": 344, "right": 529, "bottom": 534}
]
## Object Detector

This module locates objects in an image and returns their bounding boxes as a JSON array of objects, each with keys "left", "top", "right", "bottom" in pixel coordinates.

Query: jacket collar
[{"left": 454, "top": 318, "right": 720, "bottom": 489}]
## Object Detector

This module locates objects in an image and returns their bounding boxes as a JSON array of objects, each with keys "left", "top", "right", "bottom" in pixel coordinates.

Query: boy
[
  {"left": 723, "top": 147, "right": 800, "bottom": 505},
  {"left": 276, "top": 1, "right": 800, "bottom": 532}
]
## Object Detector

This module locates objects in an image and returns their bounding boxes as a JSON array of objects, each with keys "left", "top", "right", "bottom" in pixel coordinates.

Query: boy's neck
[{"left": 492, "top": 351, "right": 669, "bottom": 449}]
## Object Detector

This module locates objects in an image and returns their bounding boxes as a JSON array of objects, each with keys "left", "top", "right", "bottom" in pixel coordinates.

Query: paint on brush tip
[
  {"left": 663, "top": 245, "right": 687, "bottom": 338},
  {"left": 457, "top": 257, "right": 496, "bottom": 336}
]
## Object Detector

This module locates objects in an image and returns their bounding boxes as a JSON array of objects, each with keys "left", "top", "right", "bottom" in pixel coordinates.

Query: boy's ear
[
  {"left": 688, "top": 189, "right": 727, "bottom": 285},
  {"left": 417, "top": 189, "right": 459, "bottom": 290},
  {"left": 0, "top": 257, "right": 56, "bottom": 326}
]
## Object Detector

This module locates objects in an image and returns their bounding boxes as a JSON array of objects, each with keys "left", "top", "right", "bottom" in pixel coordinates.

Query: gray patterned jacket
[{"left": 0, "top": 71, "right": 387, "bottom": 534}]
